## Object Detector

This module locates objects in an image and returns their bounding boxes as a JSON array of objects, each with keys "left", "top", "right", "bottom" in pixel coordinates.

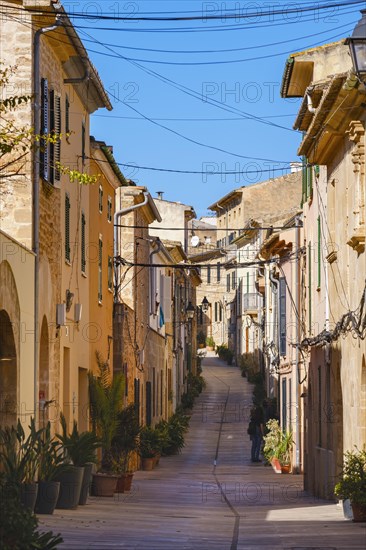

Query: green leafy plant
[
  {"left": 36, "top": 421, "right": 69, "bottom": 482},
  {"left": 57, "top": 413, "right": 100, "bottom": 467},
  {"left": 0, "top": 419, "right": 42, "bottom": 484},
  {"left": 334, "top": 447, "right": 366, "bottom": 505},
  {"left": 205, "top": 336, "right": 215, "bottom": 348},
  {"left": 0, "top": 480, "right": 62, "bottom": 550},
  {"left": 197, "top": 331, "right": 206, "bottom": 346},
  {"left": 139, "top": 426, "right": 160, "bottom": 459},
  {"left": 88, "top": 351, "right": 125, "bottom": 472},
  {"left": 262, "top": 419, "right": 293, "bottom": 465},
  {"left": 111, "top": 405, "right": 140, "bottom": 474},
  {"left": 160, "top": 410, "right": 190, "bottom": 456}
]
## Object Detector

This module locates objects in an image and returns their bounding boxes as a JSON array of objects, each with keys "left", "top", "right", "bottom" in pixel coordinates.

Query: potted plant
[
  {"left": 263, "top": 419, "right": 293, "bottom": 474},
  {"left": 205, "top": 336, "right": 215, "bottom": 351},
  {"left": 56, "top": 413, "right": 100, "bottom": 506},
  {"left": 139, "top": 426, "right": 160, "bottom": 470},
  {"left": 197, "top": 331, "right": 206, "bottom": 349},
  {"left": 88, "top": 352, "right": 124, "bottom": 496},
  {"left": 0, "top": 419, "right": 41, "bottom": 512},
  {"left": 111, "top": 404, "right": 140, "bottom": 493},
  {"left": 277, "top": 430, "right": 294, "bottom": 473},
  {"left": 35, "top": 421, "right": 67, "bottom": 515},
  {"left": 334, "top": 446, "right": 366, "bottom": 522}
]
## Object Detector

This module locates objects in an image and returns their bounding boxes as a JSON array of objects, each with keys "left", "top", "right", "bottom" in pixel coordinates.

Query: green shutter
[
  {"left": 65, "top": 95, "right": 70, "bottom": 134},
  {"left": 98, "top": 238, "right": 103, "bottom": 302}
]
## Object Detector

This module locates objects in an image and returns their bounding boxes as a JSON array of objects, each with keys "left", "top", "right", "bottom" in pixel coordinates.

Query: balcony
[{"left": 243, "top": 293, "right": 260, "bottom": 314}]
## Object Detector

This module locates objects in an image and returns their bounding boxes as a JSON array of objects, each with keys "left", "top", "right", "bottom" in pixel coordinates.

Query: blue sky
[{"left": 63, "top": 1, "right": 361, "bottom": 218}]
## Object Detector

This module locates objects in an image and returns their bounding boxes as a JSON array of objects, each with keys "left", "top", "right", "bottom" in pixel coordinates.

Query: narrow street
[{"left": 40, "top": 354, "right": 366, "bottom": 550}]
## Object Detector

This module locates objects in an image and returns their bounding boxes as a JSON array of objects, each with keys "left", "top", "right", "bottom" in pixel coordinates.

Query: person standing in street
[{"left": 249, "top": 405, "right": 264, "bottom": 463}]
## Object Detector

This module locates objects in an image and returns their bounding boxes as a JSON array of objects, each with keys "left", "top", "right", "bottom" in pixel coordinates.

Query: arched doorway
[
  {"left": 0, "top": 310, "right": 17, "bottom": 426},
  {"left": 39, "top": 316, "right": 49, "bottom": 428}
]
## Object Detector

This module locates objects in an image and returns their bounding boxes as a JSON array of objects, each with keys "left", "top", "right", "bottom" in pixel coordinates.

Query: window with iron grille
[
  {"left": 81, "top": 211, "right": 86, "bottom": 273},
  {"left": 65, "top": 193, "right": 71, "bottom": 262},
  {"left": 98, "top": 237, "right": 103, "bottom": 302},
  {"left": 231, "top": 270, "right": 236, "bottom": 290}
]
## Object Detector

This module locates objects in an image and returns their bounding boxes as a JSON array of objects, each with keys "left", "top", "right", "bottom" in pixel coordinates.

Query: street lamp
[
  {"left": 185, "top": 301, "right": 195, "bottom": 320},
  {"left": 346, "top": 10, "right": 366, "bottom": 79},
  {"left": 201, "top": 296, "right": 210, "bottom": 313}
]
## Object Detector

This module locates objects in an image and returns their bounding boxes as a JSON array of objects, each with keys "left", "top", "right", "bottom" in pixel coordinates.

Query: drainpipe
[
  {"left": 294, "top": 215, "right": 301, "bottom": 473},
  {"left": 114, "top": 191, "right": 149, "bottom": 274},
  {"left": 64, "top": 67, "right": 90, "bottom": 85},
  {"left": 33, "top": 16, "right": 62, "bottom": 427}
]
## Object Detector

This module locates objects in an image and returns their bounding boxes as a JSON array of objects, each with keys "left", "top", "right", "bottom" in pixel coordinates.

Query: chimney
[{"left": 156, "top": 191, "right": 164, "bottom": 200}]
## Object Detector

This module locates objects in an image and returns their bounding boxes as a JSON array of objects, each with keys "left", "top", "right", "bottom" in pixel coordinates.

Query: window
[
  {"left": 279, "top": 277, "right": 286, "bottom": 355},
  {"left": 214, "top": 302, "right": 218, "bottom": 322},
  {"left": 108, "top": 256, "right": 113, "bottom": 291},
  {"left": 81, "top": 211, "right": 86, "bottom": 273},
  {"left": 98, "top": 236, "right": 103, "bottom": 302},
  {"left": 226, "top": 274, "right": 230, "bottom": 292},
  {"left": 40, "top": 80, "right": 61, "bottom": 184},
  {"left": 98, "top": 186, "right": 103, "bottom": 213},
  {"left": 219, "top": 303, "right": 222, "bottom": 322},
  {"left": 246, "top": 272, "right": 250, "bottom": 293},
  {"left": 217, "top": 262, "right": 221, "bottom": 282},
  {"left": 107, "top": 196, "right": 112, "bottom": 222},
  {"left": 207, "top": 266, "right": 211, "bottom": 284},
  {"left": 65, "top": 193, "right": 70, "bottom": 262}
]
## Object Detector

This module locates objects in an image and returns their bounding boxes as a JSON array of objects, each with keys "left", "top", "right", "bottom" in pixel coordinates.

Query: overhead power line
[{"left": 12, "top": 0, "right": 365, "bottom": 22}]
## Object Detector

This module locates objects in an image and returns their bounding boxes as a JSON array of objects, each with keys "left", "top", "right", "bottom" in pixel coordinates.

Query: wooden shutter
[
  {"left": 134, "top": 379, "right": 140, "bottom": 425},
  {"left": 217, "top": 262, "right": 221, "bottom": 282},
  {"left": 279, "top": 277, "right": 286, "bottom": 356},
  {"left": 108, "top": 256, "right": 113, "bottom": 290},
  {"left": 65, "top": 193, "right": 70, "bottom": 261},
  {"left": 40, "top": 78, "right": 49, "bottom": 181},
  {"left": 162, "top": 275, "right": 171, "bottom": 323},
  {"left": 207, "top": 266, "right": 211, "bottom": 284}
]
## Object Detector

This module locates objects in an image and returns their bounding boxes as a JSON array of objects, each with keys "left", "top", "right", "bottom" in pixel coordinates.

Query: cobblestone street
[{"left": 39, "top": 354, "right": 366, "bottom": 549}]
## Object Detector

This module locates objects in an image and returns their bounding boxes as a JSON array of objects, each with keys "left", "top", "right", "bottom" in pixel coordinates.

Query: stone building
[
  {"left": 0, "top": 0, "right": 112, "bottom": 429},
  {"left": 149, "top": 195, "right": 196, "bottom": 254},
  {"left": 281, "top": 30, "right": 366, "bottom": 497}
]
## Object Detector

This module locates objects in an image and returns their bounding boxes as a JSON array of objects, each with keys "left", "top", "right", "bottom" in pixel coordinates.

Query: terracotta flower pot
[
  {"left": 91, "top": 473, "right": 118, "bottom": 497},
  {"left": 270, "top": 457, "right": 282, "bottom": 474},
  {"left": 351, "top": 502, "right": 366, "bottom": 522},
  {"left": 280, "top": 463, "right": 291, "bottom": 474},
  {"left": 116, "top": 473, "right": 134, "bottom": 493},
  {"left": 142, "top": 457, "right": 154, "bottom": 471}
]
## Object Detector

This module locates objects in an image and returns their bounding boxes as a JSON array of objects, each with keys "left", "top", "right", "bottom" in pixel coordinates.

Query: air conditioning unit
[
  {"left": 74, "top": 303, "right": 82, "bottom": 323},
  {"left": 56, "top": 304, "right": 66, "bottom": 327}
]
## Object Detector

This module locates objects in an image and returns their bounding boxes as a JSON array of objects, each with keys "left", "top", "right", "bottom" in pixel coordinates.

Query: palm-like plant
[
  {"left": 88, "top": 352, "right": 125, "bottom": 472},
  {"left": 36, "top": 421, "right": 69, "bottom": 481},
  {"left": 57, "top": 413, "right": 100, "bottom": 467},
  {"left": 111, "top": 405, "right": 140, "bottom": 474}
]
